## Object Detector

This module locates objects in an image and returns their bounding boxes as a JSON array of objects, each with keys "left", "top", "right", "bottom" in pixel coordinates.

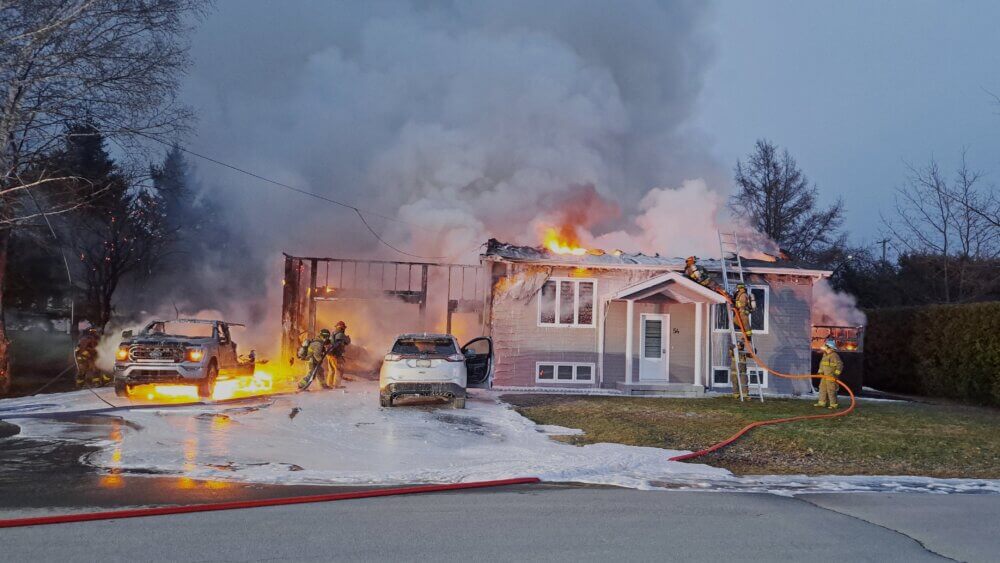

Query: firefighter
[
  {"left": 815, "top": 338, "right": 844, "bottom": 409},
  {"left": 74, "top": 328, "right": 109, "bottom": 388},
  {"left": 683, "top": 256, "right": 725, "bottom": 295},
  {"left": 325, "top": 321, "right": 351, "bottom": 388},
  {"left": 297, "top": 328, "right": 333, "bottom": 391},
  {"left": 733, "top": 283, "right": 756, "bottom": 342},
  {"left": 730, "top": 340, "right": 749, "bottom": 400}
]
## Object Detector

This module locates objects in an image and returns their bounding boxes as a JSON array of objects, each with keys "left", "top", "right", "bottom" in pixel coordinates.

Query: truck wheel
[
  {"left": 114, "top": 381, "right": 129, "bottom": 398},
  {"left": 452, "top": 397, "right": 466, "bottom": 409},
  {"left": 380, "top": 395, "right": 392, "bottom": 408},
  {"left": 198, "top": 363, "right": 218, "bottom": 399}
]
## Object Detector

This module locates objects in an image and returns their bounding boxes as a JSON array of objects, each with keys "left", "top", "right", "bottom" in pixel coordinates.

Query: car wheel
[
  {"left": 452, "top": 397, "right": 466, "bottom": 409},
  {"left": 198, "top": 363, "right": 218, "bottom": 399},
  {"left": 380, "top": 395, "right": 392, "bottom": 408},
  {"left": 114, "top": 381, "right": 129, "bottom": 398}
]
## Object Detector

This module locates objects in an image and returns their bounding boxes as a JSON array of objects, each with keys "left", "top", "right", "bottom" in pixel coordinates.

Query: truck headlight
[
  {"left": 187, "top": 348, "right": 205, "bottom": 362},
  {"left": 116, "top": 347, "right": 129, "bottom": 361}
]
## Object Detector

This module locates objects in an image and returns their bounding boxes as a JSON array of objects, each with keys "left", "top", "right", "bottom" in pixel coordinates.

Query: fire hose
[{"left": 668, "top": 295, "right": 856, "bottom": 462}]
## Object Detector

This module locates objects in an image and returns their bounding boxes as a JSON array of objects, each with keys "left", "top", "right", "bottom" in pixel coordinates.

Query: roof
[
  {"left": 611, "top": 272, "right": 729, "bottom": 304},
  {"left": 482, "top": 239, "right": 832, "bottom": 277}
]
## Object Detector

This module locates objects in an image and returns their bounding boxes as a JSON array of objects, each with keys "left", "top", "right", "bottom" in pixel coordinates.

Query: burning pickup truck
[{"left": 113, "top": 319, "right": 255, "bottom": 398}]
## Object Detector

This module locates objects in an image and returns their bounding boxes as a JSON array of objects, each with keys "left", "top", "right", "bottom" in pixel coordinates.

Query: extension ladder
[{"left": 718, "top": 231, "right": 764, "bottom": 402}]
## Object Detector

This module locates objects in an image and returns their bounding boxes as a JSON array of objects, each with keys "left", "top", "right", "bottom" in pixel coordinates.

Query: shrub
[{"left": 864, "top": 302, "right": 1000, "bottom": 406}]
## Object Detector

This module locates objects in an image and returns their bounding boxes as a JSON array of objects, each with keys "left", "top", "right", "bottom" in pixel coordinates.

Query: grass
[{"left": 502, "top": 394, "right": 1000, "bottom": 478}]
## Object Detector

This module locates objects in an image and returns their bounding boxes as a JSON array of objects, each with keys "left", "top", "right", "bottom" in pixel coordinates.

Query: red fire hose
[
  {"left": 669, "top": 297, "right": 856, "bottom": 462},
  {"left": 0, "top": 477, "right": 540, "bottom": 529}
]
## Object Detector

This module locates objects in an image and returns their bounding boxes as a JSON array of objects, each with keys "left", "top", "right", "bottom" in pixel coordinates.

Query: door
[
  {"left": 639, "top": 314, "right": 669, "bottom": 381},
  {"left": 461, "top": 337, "right": 493, "bottom": 388}
]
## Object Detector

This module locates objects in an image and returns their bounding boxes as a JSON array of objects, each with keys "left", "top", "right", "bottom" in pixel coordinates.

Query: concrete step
[{"left": 615, "top": 382, "right": 705, "bottom": 397}]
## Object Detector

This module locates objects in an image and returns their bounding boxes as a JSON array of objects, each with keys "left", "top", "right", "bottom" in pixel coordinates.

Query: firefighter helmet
[
  {"left": 319, "top": 328, "right": 331, "bottom": 339},
  {"left": 736, "top": 283, "right": 746, "bottom": 290},
  {"left": 686, "top": 256, "right": 697, "bottom": 264},
  {"left": 335, "top": 321, "right": 347, "bottom": 330},
  {"left": 824, "top": 338, "right": 837, "bottom": 351}
]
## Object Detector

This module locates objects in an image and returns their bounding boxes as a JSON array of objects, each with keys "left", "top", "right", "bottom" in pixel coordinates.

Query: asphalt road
[{"left": 3, "top": 486, "right": 999, "bottom": 562}]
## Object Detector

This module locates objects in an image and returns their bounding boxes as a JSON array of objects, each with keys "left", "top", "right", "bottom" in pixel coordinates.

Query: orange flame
[
  {"left": 542, "top": 227, "right": 587, "bottom": 256},
  {"left": 125, "top": 370, "right": 281, "bottom": 403}
]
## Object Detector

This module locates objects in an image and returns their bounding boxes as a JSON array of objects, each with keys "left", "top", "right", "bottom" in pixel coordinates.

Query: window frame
[
  {"left": 534, "top": 362, "right": 596, "bottom": 384},
  {"left": 537, "top": 277, "right": 597, "bottom": 328},
  {"left": 711, "top": 365, "right": 769, "bottom": 388},
  {"left": 711, "top": 284, "right": 770, "bottom": 335}
]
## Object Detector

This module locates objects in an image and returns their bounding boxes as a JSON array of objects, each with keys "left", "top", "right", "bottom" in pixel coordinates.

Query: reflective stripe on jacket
[{"left": 818, "top": 351, "right": 843, "bottom": 378}]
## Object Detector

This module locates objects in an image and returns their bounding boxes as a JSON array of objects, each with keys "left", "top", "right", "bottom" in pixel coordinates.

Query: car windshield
[
  {"left": 392, "top": 337, "right": 456, "bottom": 356},
  {"left": 143, "top": 321, "right": 215, "bottom": 338}
]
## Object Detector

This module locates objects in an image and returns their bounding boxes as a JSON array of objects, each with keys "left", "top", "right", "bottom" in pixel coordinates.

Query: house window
[
  {"left": 536, "top": 362, "right": 595, "bottom": 383},
  {"left": 713, "top": 367, "right": 730, "bottom": 386},
  {"left": 746, "top": 367, "right": 768, "bottom": 387},
  {"left": 538, "top": 278, "right": 596, "bottom": 327},
  {"left": 713, "top": 285, "right": 769, "bottom": 334}
]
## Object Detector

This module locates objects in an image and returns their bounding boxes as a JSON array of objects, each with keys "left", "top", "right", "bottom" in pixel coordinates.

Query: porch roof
[{"left": 610, "top": 271, "right": 728, "bottom": 304}]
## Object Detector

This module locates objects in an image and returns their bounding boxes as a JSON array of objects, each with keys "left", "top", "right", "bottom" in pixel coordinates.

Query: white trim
[
  {"left": 694, "top": 302, "right": 703, "bottom": 387},
  {"left": 537, "top": 277, "right": 598, "bottom": 328},
  {"left": 625, "top": 299, "right": 634, "bottom": 384},
  {"left": 639, "top": 313, "right": 670, "bottom": 382},
  {"left": 711, "top": 284, "right": 770, "bottom": 335},
  {"left": 484, "top": 256, "right": 833, "bottom": 278},
  {"left": 712, "top": 365, "right": 731, "bottom": 386},
  {"left": 611, "top": 271, "right": 728, "bottom": 304},
  {"left": 534, "top": 361, "right": 597, "bottom": 384}
]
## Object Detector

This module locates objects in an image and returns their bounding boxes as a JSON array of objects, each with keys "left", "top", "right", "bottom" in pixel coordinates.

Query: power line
[{"left": 131, "top": 132, "right": 448, "bottom": 259}]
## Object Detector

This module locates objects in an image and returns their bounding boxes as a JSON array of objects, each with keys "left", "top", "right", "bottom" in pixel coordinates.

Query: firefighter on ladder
[
  {"left": 730, "top": 340, "right": 749, "bottom": 400},
  {"left": 815, "top": 338, "right": 844, "bottom": 409},
  {"left": 684, "top": 256, "right": 726, "bottom": 295},
  {"left": 732, "top": 283, "right": 756, "bottom": 343}
]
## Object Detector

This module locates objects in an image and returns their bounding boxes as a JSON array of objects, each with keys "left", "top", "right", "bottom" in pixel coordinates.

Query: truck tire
[
  {"left": 380, "top": 395, "right": 392, "bottom": 408},
  {"left": 114, "top": 381, "right": 130, "bottom": 398},
  {"left": 452, "top": 397, "right": 466, "bottom": 409},
  {"left": 198, "top": 362, "right": 218, "bottom": 399}
]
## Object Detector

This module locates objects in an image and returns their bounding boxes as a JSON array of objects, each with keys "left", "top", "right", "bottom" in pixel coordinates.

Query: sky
[
  {"left": 177, "top": 0, "right": 1000, "bottom": 260},
  {"left": 695, "top": 0, "right": 1000, "bottom": 244}
]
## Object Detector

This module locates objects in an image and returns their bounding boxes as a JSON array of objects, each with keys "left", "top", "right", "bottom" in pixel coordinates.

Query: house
[{"left": 481, "top": 239, "right": 833, "bottom": 396}]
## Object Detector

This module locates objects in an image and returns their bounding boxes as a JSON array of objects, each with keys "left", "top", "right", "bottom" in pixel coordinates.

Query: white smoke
[{"left": 812, "top": 279, "right": 866, "bottom": 326}]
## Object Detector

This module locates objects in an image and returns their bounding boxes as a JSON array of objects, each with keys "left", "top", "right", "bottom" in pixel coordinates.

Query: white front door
[{"left": 639, "top": 313, "right": 669, "bottom": 381}]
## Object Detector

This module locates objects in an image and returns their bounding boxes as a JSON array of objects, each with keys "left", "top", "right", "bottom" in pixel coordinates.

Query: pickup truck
[{"left": 113, "top": 319, "right": 254, "bottom": 398}]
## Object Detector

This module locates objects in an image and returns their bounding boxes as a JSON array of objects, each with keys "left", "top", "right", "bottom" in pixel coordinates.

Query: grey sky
[
  {"left": 180, "top": 0, "right": 1000, "bottom": 258},
  {"left": 696, "top": 0, "right": 1000, "bottom": 244}
]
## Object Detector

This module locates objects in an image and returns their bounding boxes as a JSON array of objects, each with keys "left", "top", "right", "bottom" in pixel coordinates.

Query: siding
[{"left": 708, "top": 274, "right": 814, "bottom": 395}]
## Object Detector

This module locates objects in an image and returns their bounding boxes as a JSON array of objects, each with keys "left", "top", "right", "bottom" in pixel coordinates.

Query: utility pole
[{"left": 876, "top": 238, "right": 890, "bottom": 263}]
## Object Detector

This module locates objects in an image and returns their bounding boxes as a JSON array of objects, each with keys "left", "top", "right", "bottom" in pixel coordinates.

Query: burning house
[{"left": 482, "top": 238, "right": 835, "bottom": 396}]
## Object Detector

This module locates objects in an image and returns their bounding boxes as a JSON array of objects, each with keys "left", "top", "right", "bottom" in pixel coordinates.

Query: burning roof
[{"left": 482, "top": 238, "right": 828, "bottom": 274}]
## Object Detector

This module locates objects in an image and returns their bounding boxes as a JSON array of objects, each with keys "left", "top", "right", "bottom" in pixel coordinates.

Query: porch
[{"left": 600, "top": 271, "right": 728, "bottom": 396}]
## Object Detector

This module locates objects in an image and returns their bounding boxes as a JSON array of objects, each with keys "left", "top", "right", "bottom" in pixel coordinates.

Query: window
[
  {"left": 536, "top": 362, "right": 595, "bottom": 383},
  {"left": 538, "top": 278, "right": 596, "bottom": 327},
  {"left": 713, "top": 367, "right": 730, "bottom": 386},
  {"left": 746, "top": 367, "right": 768, "bottom": 387},
  {"left": 713, "top": 285, "right": 769, "bottom": 334}
]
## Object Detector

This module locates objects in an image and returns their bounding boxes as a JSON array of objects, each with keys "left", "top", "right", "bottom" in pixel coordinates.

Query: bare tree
[
  {"left": 882, "top": 153, "right": 1000, "bottom": 302},
  {"left": 731, "top": 139, "right": 846, "bottom": 264},
  {"left": 0, "top": 0, "right": 206, "bottom": 393}
]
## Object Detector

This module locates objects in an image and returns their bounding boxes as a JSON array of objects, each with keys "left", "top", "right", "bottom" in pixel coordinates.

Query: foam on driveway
[{"left": 3, "top": 383, "right": 1000, "bottom": 494}]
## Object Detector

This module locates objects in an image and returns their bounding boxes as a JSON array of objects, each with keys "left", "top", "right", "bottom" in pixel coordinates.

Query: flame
[
  {"left": 542, "top": 227, "right": 587, "bottom": 256},
  {"left": 124, "top": 370, "right": 281, "bottom": 403}
]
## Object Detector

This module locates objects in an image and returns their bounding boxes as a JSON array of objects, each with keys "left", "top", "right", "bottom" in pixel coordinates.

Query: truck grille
[{"left": 129, "top": 345, "right": 185, "bottom": 362}]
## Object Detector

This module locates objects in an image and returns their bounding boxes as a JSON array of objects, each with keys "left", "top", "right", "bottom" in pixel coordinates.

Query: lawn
[{"left": 502, "top": 394, "right": 1000, "bottom": 478}]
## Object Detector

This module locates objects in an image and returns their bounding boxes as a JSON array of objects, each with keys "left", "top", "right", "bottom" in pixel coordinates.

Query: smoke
[
  {"left": 184, "top": 0, "right": 721, "bottom": 267},
  {"left": 812, "top": 279, "right": 866, "bottom": 326}
]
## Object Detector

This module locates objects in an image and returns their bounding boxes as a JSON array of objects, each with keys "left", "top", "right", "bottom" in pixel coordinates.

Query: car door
[
  {"left": 461, "top": 337, "right": 493, "bottom": 388},
  {"left": 217, "top": 323, "right": 238, "bottom": 369}
]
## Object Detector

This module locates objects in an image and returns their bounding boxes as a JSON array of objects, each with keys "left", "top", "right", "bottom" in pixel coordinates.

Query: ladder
[{"left": 718, "top": 232, "right": 764, "bottom": 402}]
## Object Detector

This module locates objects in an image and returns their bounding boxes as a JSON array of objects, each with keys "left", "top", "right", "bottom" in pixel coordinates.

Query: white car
[{"left": 378, "top": 333, "right": 493, "bottom": 409}]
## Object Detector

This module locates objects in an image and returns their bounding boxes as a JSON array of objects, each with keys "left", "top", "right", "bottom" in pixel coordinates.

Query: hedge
[{"left": 864, "top": 302, "right": 1000, "bottom": 407}]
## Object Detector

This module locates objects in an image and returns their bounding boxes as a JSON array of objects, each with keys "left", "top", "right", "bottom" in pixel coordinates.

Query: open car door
[{"left": 461, "top": 337, "right": 493, "bottom": 388}]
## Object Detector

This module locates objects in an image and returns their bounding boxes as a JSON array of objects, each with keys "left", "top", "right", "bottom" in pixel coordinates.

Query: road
[{"left": 3, "top": 484, "right": 999, "bottom": 562}]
